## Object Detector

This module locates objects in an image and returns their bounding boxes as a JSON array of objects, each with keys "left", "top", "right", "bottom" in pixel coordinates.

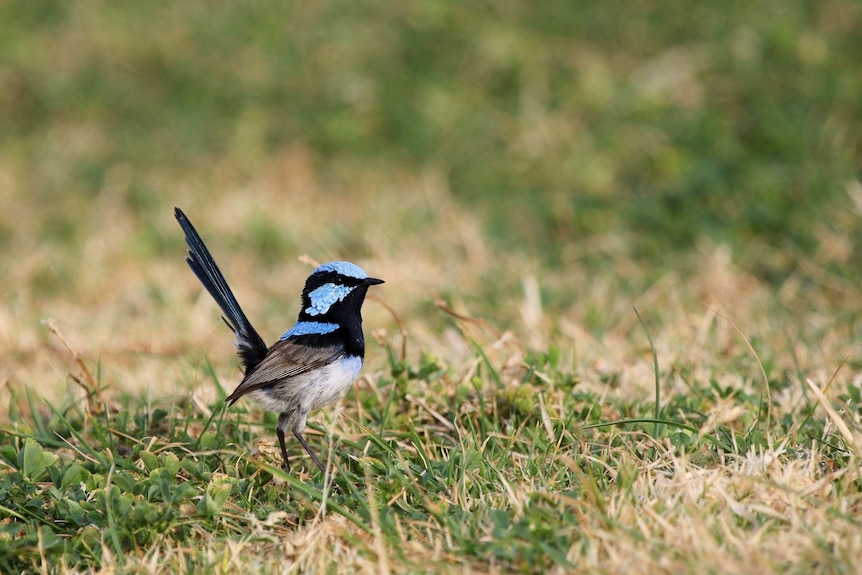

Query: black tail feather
[{"left": 175, "top": 207, "right": 268, "bottom": 373}]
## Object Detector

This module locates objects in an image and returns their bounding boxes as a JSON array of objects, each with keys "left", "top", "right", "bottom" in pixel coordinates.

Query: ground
[{"left": 1, "top": 1, "right": 861, "bottom": 573}]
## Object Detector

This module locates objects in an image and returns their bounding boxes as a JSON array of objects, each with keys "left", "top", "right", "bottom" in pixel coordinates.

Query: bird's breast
[{"left": 248, "top": 355, "right": 363, "bottom": 415}]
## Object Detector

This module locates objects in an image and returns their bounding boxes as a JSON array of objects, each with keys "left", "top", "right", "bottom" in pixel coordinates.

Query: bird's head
[{"left": 298, "top": 261, "right": 384, "bottom": 323}]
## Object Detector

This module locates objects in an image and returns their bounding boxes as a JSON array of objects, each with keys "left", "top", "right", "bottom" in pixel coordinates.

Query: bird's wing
[{"left": 225, "top": 339, "right": 345, "bottom": 404}]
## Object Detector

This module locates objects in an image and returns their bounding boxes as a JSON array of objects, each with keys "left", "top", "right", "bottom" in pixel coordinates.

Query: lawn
[{"left": 1, "top": 1, "right": 861, "bottom": 573}]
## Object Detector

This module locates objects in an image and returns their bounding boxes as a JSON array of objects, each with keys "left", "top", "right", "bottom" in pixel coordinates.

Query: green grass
[{"left": 1, "top": 0, "right": 862, "bottom": 573}]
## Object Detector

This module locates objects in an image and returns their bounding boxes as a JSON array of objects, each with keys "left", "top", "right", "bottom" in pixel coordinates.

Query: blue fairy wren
[{"left": 175, "top": 208, "right": 383, "bottom": 474}]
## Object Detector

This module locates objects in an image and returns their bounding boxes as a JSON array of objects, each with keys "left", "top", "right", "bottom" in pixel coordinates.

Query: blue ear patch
[
  {"left": 280, "top": 321, "right": 339, "bottom": 340},
  {"left": 314, "top": 261, "right": 368, "bottom": 280},
  {"left": 305, "top": 283, "right": 355, "bottom": 316}
]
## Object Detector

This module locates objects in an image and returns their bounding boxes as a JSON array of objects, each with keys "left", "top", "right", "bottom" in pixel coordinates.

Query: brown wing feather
[{"left": 225, "top": 339, "right": 345, "bottom": 404}]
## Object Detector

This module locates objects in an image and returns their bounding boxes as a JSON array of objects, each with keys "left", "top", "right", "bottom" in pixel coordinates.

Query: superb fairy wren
[{"left": 175, "top": 208, "right": 383, "bottom": 474}]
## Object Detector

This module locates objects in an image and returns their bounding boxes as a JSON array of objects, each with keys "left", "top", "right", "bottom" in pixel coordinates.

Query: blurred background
[{"left": 1, "top": 1, "right": 860, "bottom": 405}]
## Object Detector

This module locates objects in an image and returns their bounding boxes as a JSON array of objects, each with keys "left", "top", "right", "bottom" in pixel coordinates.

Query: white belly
[{"left": 248, "top": 355, "right": 363, "bottom": 415}]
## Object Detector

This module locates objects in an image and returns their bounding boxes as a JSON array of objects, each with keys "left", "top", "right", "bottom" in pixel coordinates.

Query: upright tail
[{"left": 175, "top": 207, "right": 268, "bottom": 373}]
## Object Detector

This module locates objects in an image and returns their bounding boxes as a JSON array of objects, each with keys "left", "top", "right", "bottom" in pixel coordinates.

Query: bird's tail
[{"left": 175, "top": 207, "right": 267, "bottom": 373}]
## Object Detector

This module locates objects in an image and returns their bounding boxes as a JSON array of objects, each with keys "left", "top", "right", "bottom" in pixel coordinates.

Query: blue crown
[{"left": 314, "top": 261, "right": 368, "bottom": 280}]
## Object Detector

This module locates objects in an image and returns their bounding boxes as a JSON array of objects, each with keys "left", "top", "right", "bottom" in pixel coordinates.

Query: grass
[
  {"left": 3, "top": 273, "right": 861, "bottom": 573},
  {"left": 2, "top": 0, "right": 862, "bottom": 573}
]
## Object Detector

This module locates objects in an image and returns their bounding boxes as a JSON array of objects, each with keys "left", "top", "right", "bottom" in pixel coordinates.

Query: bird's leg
[
  {"left": 276, "top": 413, "right": 291, "bottom": 472},
  {"left": 293, "top": 430, "right": 326, "bottom": 475}
]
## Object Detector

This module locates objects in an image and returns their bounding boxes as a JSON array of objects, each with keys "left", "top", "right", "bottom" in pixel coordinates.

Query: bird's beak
[{"left": 363, "top": 277, "right": 385, "bottom": 286}]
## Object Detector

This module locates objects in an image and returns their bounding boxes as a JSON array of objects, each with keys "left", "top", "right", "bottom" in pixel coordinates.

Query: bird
[{"left": 174, "top": 207, "right": 383, "bottom": 475}]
